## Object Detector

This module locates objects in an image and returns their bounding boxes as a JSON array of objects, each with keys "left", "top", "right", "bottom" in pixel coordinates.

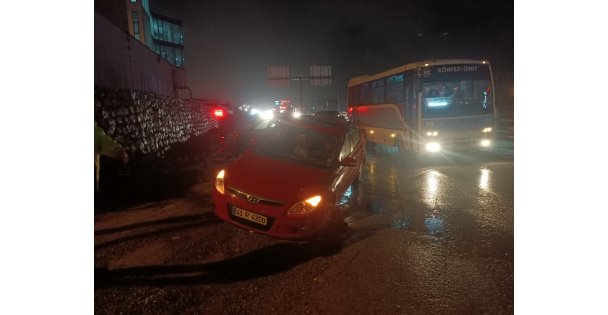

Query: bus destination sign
[{"left": 436, "top": 65, "right": 479, "bottom": 74}]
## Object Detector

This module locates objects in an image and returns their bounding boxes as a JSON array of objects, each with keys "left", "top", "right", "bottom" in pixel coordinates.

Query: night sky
[{"left": 152, "top": 0, "right": 513, "bottom": 107}]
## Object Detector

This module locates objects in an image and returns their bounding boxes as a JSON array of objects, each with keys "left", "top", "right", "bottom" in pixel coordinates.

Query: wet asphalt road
[
  {"left": 95, "top": 140, "right": 513, "bottom": 314},
  {"left": 337, "top": 146, "right": 514, "bottom": 313}
]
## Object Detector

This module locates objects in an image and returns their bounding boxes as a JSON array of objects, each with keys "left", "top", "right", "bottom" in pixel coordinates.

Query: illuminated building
[{"left": 95, "top": 0, "right": 185, "bottom": 67}]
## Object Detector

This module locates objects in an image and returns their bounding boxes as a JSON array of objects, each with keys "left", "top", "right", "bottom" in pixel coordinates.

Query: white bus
[{"left": 347, "top": 59, "right": 496, "bottom": 154}]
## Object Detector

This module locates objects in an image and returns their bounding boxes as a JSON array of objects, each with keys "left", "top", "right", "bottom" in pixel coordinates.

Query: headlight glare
[
  {"left": 305, "top": 195, "right": 322, "bottom": 207},
  {"left": 426, "top": 142, "right": 441, "bottom": 152},
  {"left": 288, "top": 195, "right": 322, "bottom": 216},
  {"left": 215, "top": 170, "right": 225, "bottom": 194}
]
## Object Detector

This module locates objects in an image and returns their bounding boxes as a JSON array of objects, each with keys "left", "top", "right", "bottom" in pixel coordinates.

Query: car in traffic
[{"left": 212, "top": 114, "right": 366, "bottom": 241}]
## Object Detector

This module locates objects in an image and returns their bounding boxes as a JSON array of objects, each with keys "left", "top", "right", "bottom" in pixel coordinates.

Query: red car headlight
[
  {"left": 215, "top": 170, "right": 225, "bottom": 194},
  {"left": 287, "top": 195, "right": 322, "bottom": 216}
]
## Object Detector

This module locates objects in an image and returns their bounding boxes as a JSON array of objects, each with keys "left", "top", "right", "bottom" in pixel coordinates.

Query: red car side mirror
[{"left": 340, "top": 157, "right": 357, "bottom": 167}]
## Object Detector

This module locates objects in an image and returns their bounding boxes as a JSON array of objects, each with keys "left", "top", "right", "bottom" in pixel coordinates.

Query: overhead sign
[
  {"left": 267, "top": 66, "right": 290, "bottom": 87},
  {"left": 310, "top": 65, "right": 332, "bottom": 86}
]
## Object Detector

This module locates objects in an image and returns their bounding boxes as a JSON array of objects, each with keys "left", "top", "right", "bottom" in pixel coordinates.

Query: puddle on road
[
  {"left": 423, "top": 212, "right": 445, "bottom": 235},
  {"left": 389, "top": 208, "right": 445, "bottom": 236},
  {"left": 391, "top": 216, "right": 410, "bottom": 230}
]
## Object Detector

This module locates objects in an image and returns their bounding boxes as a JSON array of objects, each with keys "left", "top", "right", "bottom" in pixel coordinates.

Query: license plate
[{"left": 231, "top": 206, "right": 268, "bottom": 226}]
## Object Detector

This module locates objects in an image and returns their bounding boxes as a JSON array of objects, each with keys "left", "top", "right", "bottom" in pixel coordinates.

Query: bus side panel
[{"left": 355, "top": 104, "right": 405, "bottom": 147}]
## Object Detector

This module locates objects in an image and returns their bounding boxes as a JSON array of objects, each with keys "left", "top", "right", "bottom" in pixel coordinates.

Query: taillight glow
[{"left": 214, "top": 109, "right": 224, "bottom": 118}]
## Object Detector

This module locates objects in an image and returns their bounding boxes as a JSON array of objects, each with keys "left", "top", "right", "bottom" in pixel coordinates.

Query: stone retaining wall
[{"left": 94, "top": 87, "right": 218, "bottom": 159}]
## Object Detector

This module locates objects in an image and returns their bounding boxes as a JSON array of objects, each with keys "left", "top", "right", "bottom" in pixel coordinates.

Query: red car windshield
[{"left": 255, "top": 123, "right": 338, "bottom": 168}]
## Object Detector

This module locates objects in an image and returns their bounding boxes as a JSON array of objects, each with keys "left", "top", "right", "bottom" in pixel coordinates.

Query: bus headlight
[
  {"left": 426, "top": 142, "right": 441, "bottom": 152},
  {"left": 480, "top": 139, "right": 491, "bottom": 147}
]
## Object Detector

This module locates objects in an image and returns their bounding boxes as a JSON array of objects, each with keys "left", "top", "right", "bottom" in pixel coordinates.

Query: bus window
[
  {"left": 348, "top": 85, "right": 359, "bottom": 106},
  {"left": 386, "top": 74, "right": 403, "bottom": 103},
  {"left": 371, "top": 79, "right": 385, "bottom": 104},
  {"left": 423, "top": 80, "right": 493, "bottom": 117},
  {"left": 359, "top": 83, "right": 370, "bottom": 104},
  {"left": 404, "top": 74, "right": 417, "bottom": 129}
]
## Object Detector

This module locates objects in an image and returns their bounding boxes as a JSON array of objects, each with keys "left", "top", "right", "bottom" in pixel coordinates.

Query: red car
[{"left": 212, "top": 114, "right": 366, "bottom": 241}]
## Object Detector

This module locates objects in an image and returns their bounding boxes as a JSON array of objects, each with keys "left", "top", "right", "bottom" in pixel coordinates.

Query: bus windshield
[{"left": 423, "top": 80, "right": 493, "bottom": 118}]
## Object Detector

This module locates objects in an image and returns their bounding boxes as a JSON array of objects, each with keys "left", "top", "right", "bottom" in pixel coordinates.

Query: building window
[
  {"left": 172, "top": 24, "right": 180, "bottom": 44},
  {"left": 152, "top": 19, "right": 159, "bottom": 38},
  {"left": 158, "top": 20, "right": 165, "bottom": 40},
  {"left": 167, "top": 47, "right": 175, "bottom": 65},
  {"left": 151, "top": 17, "right": 184, "bottom": 46},
  {"left": 175, "top": 49, "right": 183, "bottom": 67},
  {"left": 166, "top": 22, "right": 174, "bottom": 43},
  {"left": 131, "top": 11, "right": 140, "bottom": 40}
]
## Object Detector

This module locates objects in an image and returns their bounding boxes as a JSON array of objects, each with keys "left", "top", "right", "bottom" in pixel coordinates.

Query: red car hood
[{"left": 226, "top": 152, "right": 332, "bottom": 203}]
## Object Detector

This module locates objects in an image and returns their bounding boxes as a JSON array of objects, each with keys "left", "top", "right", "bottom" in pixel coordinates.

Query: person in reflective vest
[{"left": 94, "top": 122, "right": 128, "bottom": 191}]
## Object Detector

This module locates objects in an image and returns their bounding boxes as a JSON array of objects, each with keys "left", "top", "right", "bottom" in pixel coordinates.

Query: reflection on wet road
[
  {"left": 348, "top": 149, "right": 513, "bottom": 237},
  {"left": 337, "top": 148, "right": 514, "bottom": 312}
]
